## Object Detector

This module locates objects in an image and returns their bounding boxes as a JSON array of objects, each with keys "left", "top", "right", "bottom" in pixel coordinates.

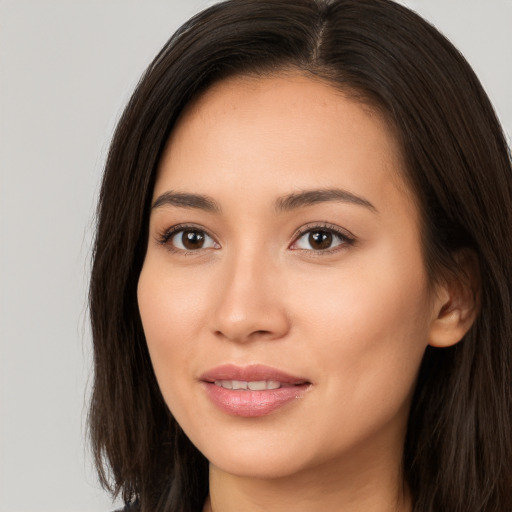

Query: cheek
[
  {"left": 138, "top": 267, "right": 209, "bottom": 432},
  {"left": 137, "top": 260, "right": 205, "bottom": 396},
  {"left": 138, "top": 255, "right": 210, "bottom": 340},
  {"left": 292, "top": 244, "right": 432, "bottom": 423},
  {"left": 295, "top": 248, "right": 431, "bottom": 346}
]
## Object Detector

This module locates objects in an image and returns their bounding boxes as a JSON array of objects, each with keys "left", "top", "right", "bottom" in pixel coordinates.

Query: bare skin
[{"left": 138, "top": 73, "right": 475, "bottom": 512}]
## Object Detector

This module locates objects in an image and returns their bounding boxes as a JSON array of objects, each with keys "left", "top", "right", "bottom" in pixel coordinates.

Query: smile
[
  {"left": 214, "top": 380, "right": 285, "bottom": 390},
  {"left": 201, "top": 365, "right": 311, "bottom": 417}
]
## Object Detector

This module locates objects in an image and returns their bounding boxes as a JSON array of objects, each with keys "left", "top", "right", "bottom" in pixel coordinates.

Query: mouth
[
  {"left": 200, "top": 364, "right": 311, "bottom": 417},
  {"left": 212, "top": 379, "right": 294, "bottom": 390},
  {"left": 200, "top": 363, "right": 309, "bottom": 385}
]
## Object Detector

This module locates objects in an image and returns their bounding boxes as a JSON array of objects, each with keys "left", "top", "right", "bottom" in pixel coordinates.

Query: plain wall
[{"left": 0, "top": 1, "right": 510, "bottom": 511}]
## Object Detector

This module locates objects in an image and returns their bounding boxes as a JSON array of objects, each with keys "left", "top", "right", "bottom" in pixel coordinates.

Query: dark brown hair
[{"left": 89, "top": 1, "right": 512, "bottom": 511}]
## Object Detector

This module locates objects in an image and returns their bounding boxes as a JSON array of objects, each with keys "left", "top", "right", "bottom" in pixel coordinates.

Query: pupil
[
  {"left": 183, "top": 230, "right": 204, "bottom": 249},
  {"left": 309, "top": 231, "right": 332, "bottom": 250}
]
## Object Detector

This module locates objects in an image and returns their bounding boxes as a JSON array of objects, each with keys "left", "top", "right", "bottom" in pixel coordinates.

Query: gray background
[{"left": 0, "top": 1, "right": 511, "bottom": 511}]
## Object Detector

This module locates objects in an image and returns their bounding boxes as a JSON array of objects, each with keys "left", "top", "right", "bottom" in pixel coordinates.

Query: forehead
[
  {"left": 169, "top": 73, "right": 395, "bottom": 154},
  {"left": 155, "top": 72, "right": 414, "bottom": 218}
]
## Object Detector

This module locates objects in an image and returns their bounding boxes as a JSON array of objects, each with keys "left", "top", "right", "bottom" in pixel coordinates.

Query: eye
[
  {"left": 290, "top": 225, "right": 355, "bottom": 252},
  {"left": 159, "top": 226, "right": 219, "bottom": 252}
]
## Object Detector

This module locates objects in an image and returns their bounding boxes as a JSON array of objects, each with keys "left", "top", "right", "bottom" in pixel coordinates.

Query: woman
[{"left": 88, "top": 0, "right": 512, "bottom": 511}]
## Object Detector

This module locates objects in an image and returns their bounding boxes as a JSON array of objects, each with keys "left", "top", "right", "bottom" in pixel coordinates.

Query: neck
[{"left": 203, "top": 451, "right": 411, "bottom": 512}]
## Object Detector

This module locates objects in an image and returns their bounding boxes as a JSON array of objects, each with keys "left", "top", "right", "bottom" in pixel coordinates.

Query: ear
[{"left": 428, "top": 250, "right": 480, "bottom": 348}]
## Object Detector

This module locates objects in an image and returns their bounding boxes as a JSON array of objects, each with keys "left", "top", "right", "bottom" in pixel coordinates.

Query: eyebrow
[
  {"left": 152, "top": 191, "right": 220, "bottom": 213},
  {"left": 275, "top": 188, "right": 377, "bottom": 213},
  {"left": 151, "top": 187, "right": 376, "bottom": 214}
]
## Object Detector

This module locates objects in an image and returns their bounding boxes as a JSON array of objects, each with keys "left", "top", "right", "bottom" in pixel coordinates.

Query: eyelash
[
  {"left": 156, "top": 223, "right": 218, "bottom": 255},
  {"left": 291, "top": 223, "right": 356, "bottom": 253},
  {"left": 156, "top": 222, "right": 356, "bottom": 255}
]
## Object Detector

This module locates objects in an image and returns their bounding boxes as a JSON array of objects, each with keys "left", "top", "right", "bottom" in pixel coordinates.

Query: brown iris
[
  {"left": 308, "top": 231, "right": 333, "bottom": 250},
  {"left": 181, "top": 230, "right": 206, "bottom": 250}
]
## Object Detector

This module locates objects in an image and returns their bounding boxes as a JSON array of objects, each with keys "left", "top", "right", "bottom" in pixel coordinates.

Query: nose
[{"left": 210, "top": 250, "right": 291, "bottom": 343}]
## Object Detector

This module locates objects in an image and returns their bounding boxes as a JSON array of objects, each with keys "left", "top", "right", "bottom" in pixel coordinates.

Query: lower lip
[{"left": 203, "top": 382, "right": 310, "bottom": 417}]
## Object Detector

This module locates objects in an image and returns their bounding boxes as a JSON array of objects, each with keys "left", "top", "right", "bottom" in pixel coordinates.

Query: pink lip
[
  {"left": 200, "top": 364, "right": 308, "bottom": 385},
  {"left": 200, "top": 364, "right": 311, "bottom": 417}
]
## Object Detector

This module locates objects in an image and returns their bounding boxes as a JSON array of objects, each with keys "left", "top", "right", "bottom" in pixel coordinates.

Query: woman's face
[{"left": 138, "top": 74, "right": 441, "bottom": 480}]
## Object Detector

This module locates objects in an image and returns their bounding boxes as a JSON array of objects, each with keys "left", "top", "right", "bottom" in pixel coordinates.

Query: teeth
[
  {"left": 232, "top": 380, "right": 247, "bottom": 390},
  {"left": 248, "top": 381, "right": 266, "bottom": 390},
  {"left": 214, "top": 380, "right": 282, "bottom": 390}
]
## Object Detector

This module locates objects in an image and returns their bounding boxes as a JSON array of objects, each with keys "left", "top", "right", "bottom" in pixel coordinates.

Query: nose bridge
[{"left": 212, "top": 242, "right": 289, "bottom": 342}]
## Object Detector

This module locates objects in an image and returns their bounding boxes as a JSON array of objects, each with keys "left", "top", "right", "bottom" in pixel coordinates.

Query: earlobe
[{"left": 428, "top": 251, "right": 480, "bottom": 348}]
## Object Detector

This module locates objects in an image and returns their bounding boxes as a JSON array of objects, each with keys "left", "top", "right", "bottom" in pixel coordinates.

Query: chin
[
  {"left": 209, "top": 452, "right": 309, "bottom": 480},
  {"left": 190, "top": 427, "right": 324, "bottom": 480}
]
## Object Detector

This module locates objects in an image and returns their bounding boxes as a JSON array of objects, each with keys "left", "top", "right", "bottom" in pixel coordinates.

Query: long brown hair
[{"left": 89, "top": 1, "right": 512, "bottom": 510}]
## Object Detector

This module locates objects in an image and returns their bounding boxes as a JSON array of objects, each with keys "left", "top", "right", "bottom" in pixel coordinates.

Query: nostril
[
  {"left": 214, "top": 329, "right": 270, "bottom": 337},
  {"left": 253, "top": 330, "right": 272, "bottom": 336}
]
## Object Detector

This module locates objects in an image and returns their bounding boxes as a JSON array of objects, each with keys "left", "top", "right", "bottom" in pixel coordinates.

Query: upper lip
[{"left": 200, "top": 364, "right": 309, "bottom": 385}]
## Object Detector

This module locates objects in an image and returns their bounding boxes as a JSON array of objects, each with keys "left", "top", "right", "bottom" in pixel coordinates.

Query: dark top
[{"left": 114, "top": 501, "right": 139, "bottom": 512}]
